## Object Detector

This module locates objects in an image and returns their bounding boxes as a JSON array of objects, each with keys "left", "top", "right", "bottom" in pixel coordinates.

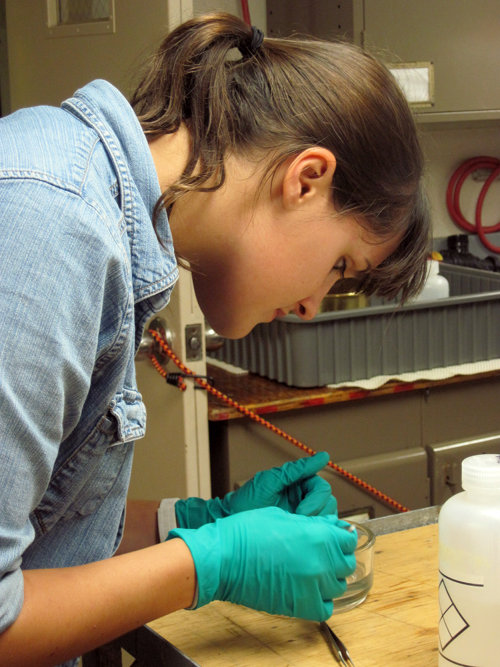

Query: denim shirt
[{"left": 0, "top": 80, "right": 178, "bottom": 638}]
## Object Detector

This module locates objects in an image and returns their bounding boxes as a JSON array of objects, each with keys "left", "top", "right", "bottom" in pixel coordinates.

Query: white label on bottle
[{"left": 439, "top": 570, "right": 489, "bottom": 666}]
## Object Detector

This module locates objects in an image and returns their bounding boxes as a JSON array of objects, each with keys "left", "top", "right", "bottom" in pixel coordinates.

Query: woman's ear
[{"left": 281, "top": 147, "right": 336, "bottom": 210}]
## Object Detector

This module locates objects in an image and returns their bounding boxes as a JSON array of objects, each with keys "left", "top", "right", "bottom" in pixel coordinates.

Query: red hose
[{"left": 446, "top": 156, "right": 500, "bottom": 253}]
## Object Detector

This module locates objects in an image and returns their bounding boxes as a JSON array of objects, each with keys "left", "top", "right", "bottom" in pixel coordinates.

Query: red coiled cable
[
  {"left": 446, "top": 156, "right": 500, "bottom": 254},
  {"left": 148, "top": 328, "right": 410, "bottom": 514}
]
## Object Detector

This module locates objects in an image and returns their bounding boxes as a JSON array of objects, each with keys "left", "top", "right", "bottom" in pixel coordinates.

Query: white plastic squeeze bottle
[
  {"left": 438, "top": 454, "right": 500, "bottom": 666},
  {"left": 412, "top": 258, "right": 449, "bottom": 303}
]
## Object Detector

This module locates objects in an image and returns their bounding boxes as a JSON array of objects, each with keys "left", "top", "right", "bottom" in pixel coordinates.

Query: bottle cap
[{"left": 462, "top": 454, "right": 500, "bottom": 490}]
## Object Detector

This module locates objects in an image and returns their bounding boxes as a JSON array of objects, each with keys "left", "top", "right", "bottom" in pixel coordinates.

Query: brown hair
[{"left": 131, "top": 12, "right": 430, "bottom": 301}]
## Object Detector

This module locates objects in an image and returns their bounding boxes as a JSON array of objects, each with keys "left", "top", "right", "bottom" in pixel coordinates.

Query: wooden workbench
[
  {"left": 148, "top": 522, "right": 439, "bottom": 666},
  {"left": 206, "top": 363, "right": 500, "bottom": 421}
]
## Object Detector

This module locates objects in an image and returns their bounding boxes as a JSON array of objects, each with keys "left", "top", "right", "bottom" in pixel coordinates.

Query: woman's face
[{"left": 170, "top": 155, "right": 400, "bottom": 339}]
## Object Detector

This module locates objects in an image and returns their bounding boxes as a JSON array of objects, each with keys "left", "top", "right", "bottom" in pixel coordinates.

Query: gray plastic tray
[{"left": 209, "top": 264, "right": 500, "bottom": 387}]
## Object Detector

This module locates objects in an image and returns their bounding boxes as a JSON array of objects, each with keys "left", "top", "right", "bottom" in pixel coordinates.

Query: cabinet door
[{"left": 363, "top": 0, "right": 500, "bottom": 121}]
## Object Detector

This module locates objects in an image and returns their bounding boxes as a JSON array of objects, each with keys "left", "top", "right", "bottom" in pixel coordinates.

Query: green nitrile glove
[
  {"left": 175, "top": 452, "right": 337, "bottom": 529},
  {"left": 168, "top": 507, "right": 357, "bottom": 621}
]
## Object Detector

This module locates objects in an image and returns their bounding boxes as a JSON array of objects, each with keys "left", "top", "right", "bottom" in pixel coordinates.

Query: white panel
[
  {"left": 389, "top": 63, "right": 433, "bottom": 107},
  {"left": 132, "top": 269, "right": 211, "bottom": 500}
]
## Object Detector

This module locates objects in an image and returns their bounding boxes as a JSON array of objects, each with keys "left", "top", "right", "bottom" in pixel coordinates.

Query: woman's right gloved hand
[
  {"left": 175, "top": 452, "right": 337, "bottom": 530},
  {"left": 167, "top": 506, "right": 357, "bottom": 621}
]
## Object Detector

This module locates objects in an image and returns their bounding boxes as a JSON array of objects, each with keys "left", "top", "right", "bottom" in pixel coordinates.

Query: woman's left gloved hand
[{"left": 175, "top": 452, "right": 337, "bottom": 529}]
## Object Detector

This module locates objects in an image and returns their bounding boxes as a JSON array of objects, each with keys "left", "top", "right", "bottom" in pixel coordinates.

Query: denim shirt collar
[{"left": 62, "top": 80, "right": 178, "bottom": 309}]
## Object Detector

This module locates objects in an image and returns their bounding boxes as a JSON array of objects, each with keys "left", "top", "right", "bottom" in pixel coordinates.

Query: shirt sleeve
[{"left": 0, "top": 177, "right": 128, "bottom": 631}]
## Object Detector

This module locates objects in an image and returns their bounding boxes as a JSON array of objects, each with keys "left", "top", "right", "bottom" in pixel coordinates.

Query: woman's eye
[{"left": 332, "top": 258, "right": 347, "bottom": 277}]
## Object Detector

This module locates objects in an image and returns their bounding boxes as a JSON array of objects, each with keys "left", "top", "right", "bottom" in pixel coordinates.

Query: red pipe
[
  {"left": 446, "top": 156, "right": 500, "bottom": 254},
  {"left": 240, "top": 0, "right": 251, "bottom": 26}
]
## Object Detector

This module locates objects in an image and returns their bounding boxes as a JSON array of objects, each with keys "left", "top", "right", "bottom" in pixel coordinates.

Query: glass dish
[{"left": 331, "top": 521, "right": 375, "bottom": 614}]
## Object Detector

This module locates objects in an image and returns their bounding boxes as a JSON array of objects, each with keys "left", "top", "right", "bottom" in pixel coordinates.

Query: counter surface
[
  {"left": 149, "top": 517, "right": 440, "bottom": 665},
  {"left": 206, "top": 364, "right": 500, "bottom": 421}
]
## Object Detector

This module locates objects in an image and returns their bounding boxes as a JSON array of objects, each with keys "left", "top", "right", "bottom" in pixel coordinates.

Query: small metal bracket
[
  {"left": 137, "top": 317, "right": 172, "bottom": 366},
  {"left": 185, "top": 324, "right": 203, "bottom": 361}
]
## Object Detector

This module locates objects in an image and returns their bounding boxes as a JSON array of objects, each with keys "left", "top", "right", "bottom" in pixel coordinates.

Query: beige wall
[
  {"left": 194, "top": 0, "right": 266, "bottom": 27},
  {"left": 5, "top": 0, "right": 172, "bottom": 109}
]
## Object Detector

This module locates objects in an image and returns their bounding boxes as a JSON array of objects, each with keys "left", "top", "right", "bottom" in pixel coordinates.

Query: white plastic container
[
  {"left": 438, "top": 454, "right": 500, "bottom": 666},
  {"left": 412, "top": 259, "right": 450, "bottom": 303}
]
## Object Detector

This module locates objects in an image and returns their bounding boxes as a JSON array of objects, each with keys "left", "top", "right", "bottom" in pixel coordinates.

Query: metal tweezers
[{"left": 320, "top": 622, "right": 356, "bottom": 666}]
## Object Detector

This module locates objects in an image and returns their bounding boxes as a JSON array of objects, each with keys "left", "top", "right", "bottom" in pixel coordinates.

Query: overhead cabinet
[{"left": 267, "top": 0, "right": 500, "bottom": 123}]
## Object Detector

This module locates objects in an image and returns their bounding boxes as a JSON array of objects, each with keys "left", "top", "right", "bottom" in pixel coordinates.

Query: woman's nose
[
  {"left": 294, "top": 281, "right": 336, "bottom": 320},
  {"left": 293, "top": 296, "right": 322, "bottom": 320}
]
